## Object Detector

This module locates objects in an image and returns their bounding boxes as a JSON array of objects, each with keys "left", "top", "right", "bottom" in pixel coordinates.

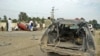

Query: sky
[{"left": 0, "top": 0, "right": 100, "bottom": 23}]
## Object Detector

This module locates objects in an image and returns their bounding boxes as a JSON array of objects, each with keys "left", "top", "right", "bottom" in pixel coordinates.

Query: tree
[
  {"left": 18, "top": 12, "right": 28, "bottom": 22},
  {"left": 88, "top": 19, "right": 100, "bottom": 29},
  {"left": 32, "top": 17, "right": 36, "bottom": 22},
  {"left": 80, "top": 17, "right": 85, "bottom": 21},
  {"left": 3, "top": 15, "right": 7, "bottom": 22},
  {"left": 0, "top": 17, "right": 1, "bottom": 22},
  {"left": 89, "top": 19, "right": 98, "bottom": 24},
  {"left": 41, "top": 17, "right": 45, "bottom": 23},
  {"left": 12, "top": 19, "right": 18, "bottom": 23},
  {"left": 36, "top": 17, "right": 41, "bottom": 23},
  {"left": 92, "top": 19, "right": 97, "bottom": 24},
  {"left": 88, "top": 20, "right": 92, "bottom": 24},
  {"left": 27, "top": 17, "right": 32, "bottom": 22}
]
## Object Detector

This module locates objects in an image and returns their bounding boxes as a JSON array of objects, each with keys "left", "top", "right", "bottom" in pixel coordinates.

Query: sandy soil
[
  {"left": 94, "top": 30, "right": 100, "bottom": 56},
  {"left": 0, "top": 30, "right": 46, "bottom": 56},
  {"left": 0, "top": 30, "right": 99, "bottom": 56}
]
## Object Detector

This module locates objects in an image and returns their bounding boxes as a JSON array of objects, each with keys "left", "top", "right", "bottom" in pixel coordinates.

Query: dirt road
[
  {"left": 95, "top": 30, "right": 100, "bottom": 56},
  {"left": 0, "top": 31, "right": 46, "bottom": 56},
  {"left": 0, "top": 30, "right": 100, "bottom": 56}
]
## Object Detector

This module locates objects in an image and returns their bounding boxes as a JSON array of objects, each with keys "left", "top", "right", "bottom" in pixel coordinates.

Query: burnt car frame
[{"left": 40, "top": 19, "right": 95, "bottom": 56}]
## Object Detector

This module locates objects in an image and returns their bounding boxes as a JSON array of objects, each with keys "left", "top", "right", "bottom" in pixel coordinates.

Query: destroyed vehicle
[{"left": 40, "top": 19, "right": 95, "bottom": 56}]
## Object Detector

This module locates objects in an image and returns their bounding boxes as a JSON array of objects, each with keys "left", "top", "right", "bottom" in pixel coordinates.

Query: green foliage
[
  {"left": 32, "top": 17, "right": 36, "bottom": 22},
  {"left": 4, "top": 15, "right": 7, "bottom": 20},
  {"left": 0, "top": 17, "right": 1, "bottom": 22},
  {"left": 12, "top": 19, "right": 18, "bottom": 23},
  {"left": 92, "top": 19, "right": 97, "bottom": 24},
  {"left": 89, "top": 19, "right": 97, "bottom": 25},
  {"left": 0, "top": 12, "right": 47, "bottom": 24},
  {"left": 88, "top": 20, "right": 92, "bottom": 24},
  {"left": 2, "top": 15, "right": 7, "bottom": 22},
  {"left": 0, "top": 15, "right": 7, "bottom": 22},
  {"left": 80, "top": 17, "right": 85, "bottom": 21},
  {"left": 36, "top": 17, "right": 41, "bottom": 21},
  {"left": 18, "top": 12, "right": 28, "bottom": 22},
  {"left": 93, "top": 24, "right": 100, "bottom": 29},
  {"left": 41, "top": 17, "right": 45, "bottom": 23},
  {"left": 88, "top": 19, "right": 100, "bottom": 29},
  {"left": 1, "top": 20, "right": 6, "bottom": 22},
  {"left": 31, "top": 17, "right": 41, "bottom": 23}
]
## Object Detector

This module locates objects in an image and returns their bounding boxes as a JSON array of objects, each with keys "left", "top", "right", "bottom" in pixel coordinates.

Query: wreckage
[{"left": 40, "top": 19, "right": 95, "bottom": 56}]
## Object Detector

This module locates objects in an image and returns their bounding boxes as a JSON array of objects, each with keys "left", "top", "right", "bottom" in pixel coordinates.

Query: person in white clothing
[
  {"left": 7, "top": 18, "right": 12, "bottom": 31},
  {"left": 28, "top": 20, "right": 33, "bottom": 31}
]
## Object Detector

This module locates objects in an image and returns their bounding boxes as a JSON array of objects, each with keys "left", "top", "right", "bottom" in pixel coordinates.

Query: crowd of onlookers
[{"left": 0, "top": 19, "right": 48, "bottom": 31}]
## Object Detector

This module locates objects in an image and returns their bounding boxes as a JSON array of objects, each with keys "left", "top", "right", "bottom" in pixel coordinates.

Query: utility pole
[
  {"left": 51, "top": 7, "right": 54, "bottom": 19},
  {"left": 51, "top": 7, "right": 55, "bottom": 23}
]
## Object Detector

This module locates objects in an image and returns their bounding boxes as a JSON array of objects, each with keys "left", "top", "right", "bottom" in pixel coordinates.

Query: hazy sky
[{"left": 0, "top": 0, "right": 100, "bottom": 23}]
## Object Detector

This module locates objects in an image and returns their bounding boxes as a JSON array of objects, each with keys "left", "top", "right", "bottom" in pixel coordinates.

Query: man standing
[
  {"left": 28, "top": 19, "right": 33, "bottom": 31},
  {"left": 7, "top": 18, "right": 12, "bottom": 31}
]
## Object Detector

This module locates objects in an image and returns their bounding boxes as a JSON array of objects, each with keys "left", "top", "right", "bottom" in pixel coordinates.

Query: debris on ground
[{"left": 0, "top": 42, "right": 11, "bottom": 46}]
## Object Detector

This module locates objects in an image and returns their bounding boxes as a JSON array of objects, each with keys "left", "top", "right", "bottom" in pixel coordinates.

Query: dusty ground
[
  {"left": 0, "top": 30, "right": 46, "bottom": 56},
  {"left": 0, "top": 30, "right": 100, "bottom": 56},
  {"left": 95, "top": 30, "right": 100, "bottom": 56}
]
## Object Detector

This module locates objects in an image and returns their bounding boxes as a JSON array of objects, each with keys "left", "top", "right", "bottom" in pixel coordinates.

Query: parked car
[{"left": 40, "top": 19, "right": 95, "bottom": 56}]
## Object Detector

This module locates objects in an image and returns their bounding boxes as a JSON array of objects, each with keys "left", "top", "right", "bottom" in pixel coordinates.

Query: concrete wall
[{"left": 0, "top": 22, "right": 17, "bottom": 30}]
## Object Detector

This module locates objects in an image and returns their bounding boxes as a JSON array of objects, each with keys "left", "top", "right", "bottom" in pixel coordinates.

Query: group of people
[
  {"left": 15, "top": 20, "right": 37, "bottom": 31},
  {"left": 5, "top": 18, "right": 34, "bottom": 31},
  {"left": 27, "top": 20, "right": 45, "bottom": 31},
  {"left": 2, "top": 18, "right": 45, "bottom": 31}
]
